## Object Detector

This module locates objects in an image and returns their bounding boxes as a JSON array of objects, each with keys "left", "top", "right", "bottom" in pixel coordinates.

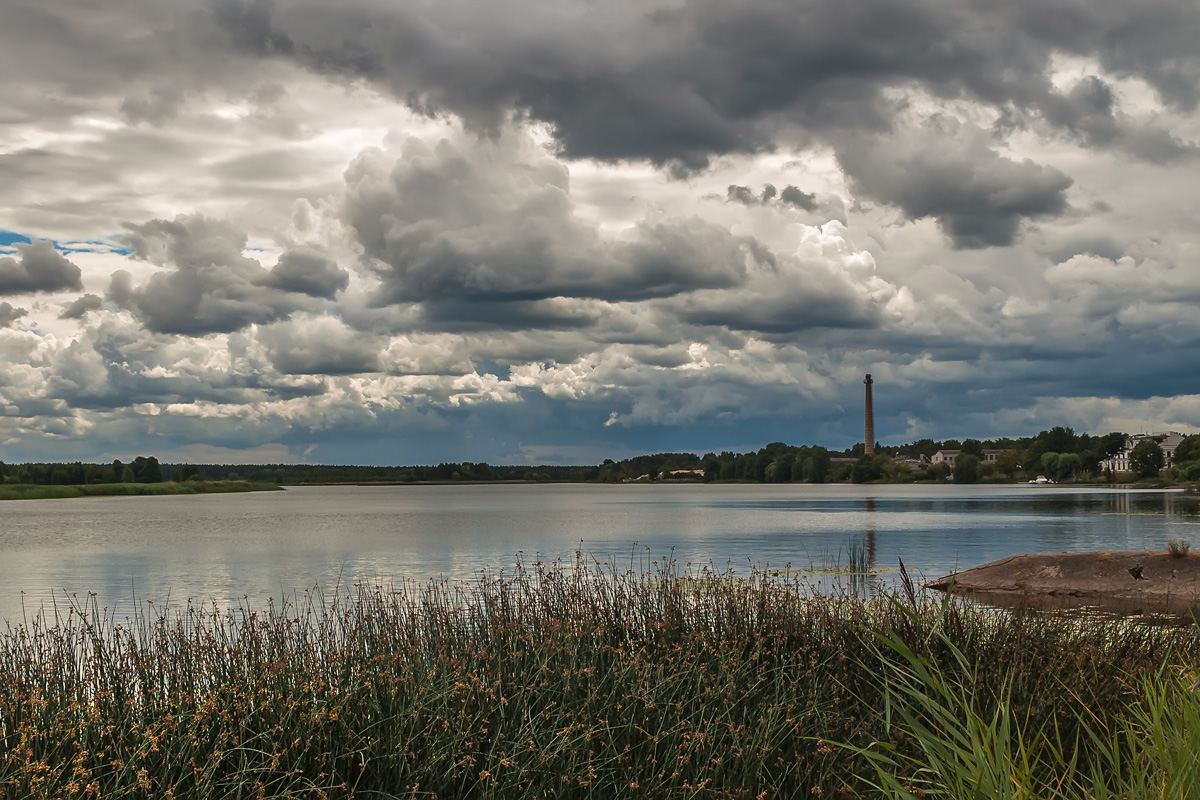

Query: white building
[{"left": 1101, "top": 432, "right": 1186, "bottom": 474}]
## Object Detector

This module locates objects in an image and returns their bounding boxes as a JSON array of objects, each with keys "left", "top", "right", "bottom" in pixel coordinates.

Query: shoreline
[
  {"left": 0, "top": 480, "right": 284, "bottom": 501},
  {"left": 927, "top": 549, "right": 1200, "bottom": 616}
]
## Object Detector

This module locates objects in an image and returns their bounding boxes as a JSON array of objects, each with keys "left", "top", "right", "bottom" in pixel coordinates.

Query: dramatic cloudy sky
[{"left": 2, "top": 0, "right": 1200, "bottom": 466}]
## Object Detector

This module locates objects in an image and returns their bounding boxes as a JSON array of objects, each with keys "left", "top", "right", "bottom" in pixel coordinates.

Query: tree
[
  {"left": 1129, "top": 440, "right": 1165, "bottom": 478},
  {"left": 1056, "top": 452, "right": 1081, "bottom": 482},
  {"left": 994, "top": 449, "right": 1021, "bottom": 478},
  {"left": 1040, "top": 426, "right": 1077, "bottom": 454},
  {"left": 1173, "top": 435, "right": 1200, "bottom": 465},
  {"left": 926, "top": 462, "right": 951, "bottom": 481},
  {"left": 1098, "top": 432, "right": 1129, "bottom": 458},
  {"left": 852, "top": 454, "right": 887, "bottom": 483},
  {"left": 803, "top": 447, "right": 831, "bottom": 484},
  {"left": 130, "top": 455, "right": 163, "bottom": 483},
  {"left": 767, "top": 456, "right": 792, "bottom": 483},
  {"left": 960, "top": 439, "right": 983, "bottom": 457},
  {"left": 953, "top": 454, "right": 980, "bottom": 483},
  {"left": 753, "top": 452, "right": 771, "bottom": 482},
  {"left": 1022, "top": 442, "right": 1047, "bottom": 475},
  {"left": 1039, "top": 452, "right": 1060, "bottom": 479}
]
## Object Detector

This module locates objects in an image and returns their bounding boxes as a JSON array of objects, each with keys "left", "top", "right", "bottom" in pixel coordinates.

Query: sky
[{"left": 2, "top": 0, "right": 1200, "bottom": 466}]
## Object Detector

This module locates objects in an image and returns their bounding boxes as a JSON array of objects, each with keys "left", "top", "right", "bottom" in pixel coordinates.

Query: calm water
[{"left": 1, "top": 484, "right": 1197, "bottom": 621}]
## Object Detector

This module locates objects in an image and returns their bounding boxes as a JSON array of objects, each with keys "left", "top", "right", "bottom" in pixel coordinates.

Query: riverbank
[
  {"left": 927, "top": 548, "right": 1200, "bottom": 616},
  {"left": 0, "top": 480, "right": 283, "bottom": 501},
  {"left": 3, "top": 562, "right": 1197, "bottom": 798}
]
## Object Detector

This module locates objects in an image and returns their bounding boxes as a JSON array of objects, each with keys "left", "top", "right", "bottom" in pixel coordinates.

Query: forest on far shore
[{"left": 6, "top": 426, "right": 1200, "bottom": 487}]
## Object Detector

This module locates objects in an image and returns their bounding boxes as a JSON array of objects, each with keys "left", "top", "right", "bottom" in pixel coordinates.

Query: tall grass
[
  {"left": 850, "top": 598, "right": 1200, "bottom": 798},
  {"left": 0, "top": 557, "right": 1194, "bottom": 798}
]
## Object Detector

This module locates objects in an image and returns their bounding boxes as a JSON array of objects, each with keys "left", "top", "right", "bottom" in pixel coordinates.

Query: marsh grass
[
  {"left": 0, "top": 481, "right": 281, "bottom": 501},
  {"left": 850, "top": 599, "right": 1200, "bottom": 799},
  {"left": 0, "top": 557, "right": 1195, "bottom": 798}
]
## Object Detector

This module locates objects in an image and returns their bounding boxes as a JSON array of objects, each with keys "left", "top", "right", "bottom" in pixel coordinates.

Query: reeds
[
  {"left": 0, "top": 557, "right": 1194, "bottom": 798},
  {"left": 850, "top": 599, "right": 1200, "bottom": 798}
]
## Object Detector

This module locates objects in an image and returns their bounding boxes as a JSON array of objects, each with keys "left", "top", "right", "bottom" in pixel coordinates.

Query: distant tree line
[
  {"left": 167, "top": 462, "right": 600, "bottom": 485},
  {"left": 0, "top": 456, "right": 164, "bottom": 485},
  {"left": 3, "top": 427, "right": 1199, "bottom": 487}
]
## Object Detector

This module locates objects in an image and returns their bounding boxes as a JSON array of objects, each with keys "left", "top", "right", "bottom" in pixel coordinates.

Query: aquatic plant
[{"left": 0, "top": 557, "right": 1193, "bottom": 798}]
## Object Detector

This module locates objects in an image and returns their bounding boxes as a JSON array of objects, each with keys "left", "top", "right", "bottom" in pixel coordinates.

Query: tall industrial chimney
[{"left": 864, "top": 374, "right": 875, "bottom": 455}]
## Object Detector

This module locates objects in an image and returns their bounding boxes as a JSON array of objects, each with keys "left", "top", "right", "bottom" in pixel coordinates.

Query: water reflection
[
  {"left": 864, "top": 496, "right": 877, "bottom": 569},
  {"left": 0, "top": 484, "right": 1194, "bottom": 621}
]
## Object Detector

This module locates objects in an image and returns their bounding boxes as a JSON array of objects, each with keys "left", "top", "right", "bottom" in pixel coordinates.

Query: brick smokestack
[{"left": 864, "top": 374, "right": 875, "bottom": 455}]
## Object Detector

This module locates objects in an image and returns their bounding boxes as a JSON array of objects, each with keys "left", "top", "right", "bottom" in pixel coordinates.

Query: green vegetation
[
  {"left": 1130, "top": 439, "right": 1166, "bottom": 479},
  {"left": 2, "top": 559, "right": 1197, "bottom": 798},
  {"left": 849, "top": 615, "right": 1200, "bottom": 799},
  {"left": 1169, "top": 434, "right": 1200, "bottom": 482},
  {"left": 0, "top": 480, "right": 281, "bottom": 501},
  {"left": 952, "top": 452, "right": 980, "bottom": 483},
  {"left": 3, "top": 425, "right": 1193, "bottom": 489}
]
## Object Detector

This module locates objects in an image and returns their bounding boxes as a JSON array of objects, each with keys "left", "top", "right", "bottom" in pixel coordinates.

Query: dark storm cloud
[
  {"left": 258, "top": 320, "right": 383, "bottom": 375},
  {"left": 779, "top": 186, "right": 818, "bottom": 212},
  {"left": 109, "top": 214, "right": 345, "bottom": 335},
  {"left": 0, "top": 302, "right": 28, "bottom": 328},
  {"left": 267, "top": 247, "right": 349, "bottom": 299},
  {"left": 1035, "top": 76, "right": 1196, "bottom": 163},
  {"left": 0, "top": 240, "right": 84, "bottom": 295},
  {"left": 343, "top": 138, "right": 760, "bottom": 319},
  {"left": 727, "top": 183, "right": 819, "bottom": 212},
  {"left": 60, "top": 294, "right": 105, "bottom": 319},
  {"left": 835, "top": 124, "right": 1073, "bottom": 248},
  {"left": 211, "top": 0, "right": 1200, "bottom": 238}
]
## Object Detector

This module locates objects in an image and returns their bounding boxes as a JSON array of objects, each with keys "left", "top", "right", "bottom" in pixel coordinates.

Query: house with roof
[
  {"left": 930, "top": 449, "right": 1006, "bottom": 468},
  {"left": 1100, "top": 432, "right": 1186, "bottom": 474}
]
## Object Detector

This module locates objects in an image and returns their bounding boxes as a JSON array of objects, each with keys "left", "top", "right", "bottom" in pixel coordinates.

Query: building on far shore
[
  {"left": 1100, "top": 432, "right": 1186, "bottom": 473},
  {"left": 930, "top": 449, "right": 1006, "bottom": 469}
]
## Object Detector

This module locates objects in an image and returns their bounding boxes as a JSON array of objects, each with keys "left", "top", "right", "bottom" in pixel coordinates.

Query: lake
[{"left": 1, "top": 483, "right": 1197, "bottom": 622}]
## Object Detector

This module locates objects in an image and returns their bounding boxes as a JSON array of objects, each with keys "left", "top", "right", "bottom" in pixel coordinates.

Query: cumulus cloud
[
  {"left": 0, "top": 240, "right": 84, "bottom": 295},
  {"left": 727, "top": 183, "right": 819, "bottom": 212},
  {"left": 337, "top": 130, "right": 911, "bottom": 345},
  {"left": 109, "top": 214, "right": 347, "bottom": 334},
  {"left": 667, "top": 222, "right": 908, "bottom": 333},
  {"left": 210, "top": 0, "right": 1200, "bottom": 167},
  {"left": 267, "top": 247, "right": 349, "bottom": 299},
  {"left": 344, "top": 134, "right": 759, "bottom": 314},
  {"left": 258, "top": 316, "right": 384, "bottom": 375},
  {"left": 1036, "top": 76, "right": 1197, "bottom": 163},
  {"left": 60, "top": 294, "right": 104, "bottom": 320},
  {"left": 836, "top": 122, "right": 1073, "bottom": 248},
  {"left": 3, "top": 0, "right": 1200, "bottom": 464},
  {"left": 0, "top": 302, "right": 28, "bottom": 328}
]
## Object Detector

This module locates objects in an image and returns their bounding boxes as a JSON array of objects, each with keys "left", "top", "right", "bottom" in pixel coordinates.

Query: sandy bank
[{"left": 926, "top": 550, "right": 1200, "bottom": 616}]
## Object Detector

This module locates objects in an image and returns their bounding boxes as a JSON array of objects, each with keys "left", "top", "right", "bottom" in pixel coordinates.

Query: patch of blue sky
[
  {"left": 59, "top": 237, "right": 134, "bottom": 256},
  {"left": 0, "top": 230, "right": 32, "bottom": 254},
  {"left": 0, "top": 230, "right": 133, "bottom": 256}
]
